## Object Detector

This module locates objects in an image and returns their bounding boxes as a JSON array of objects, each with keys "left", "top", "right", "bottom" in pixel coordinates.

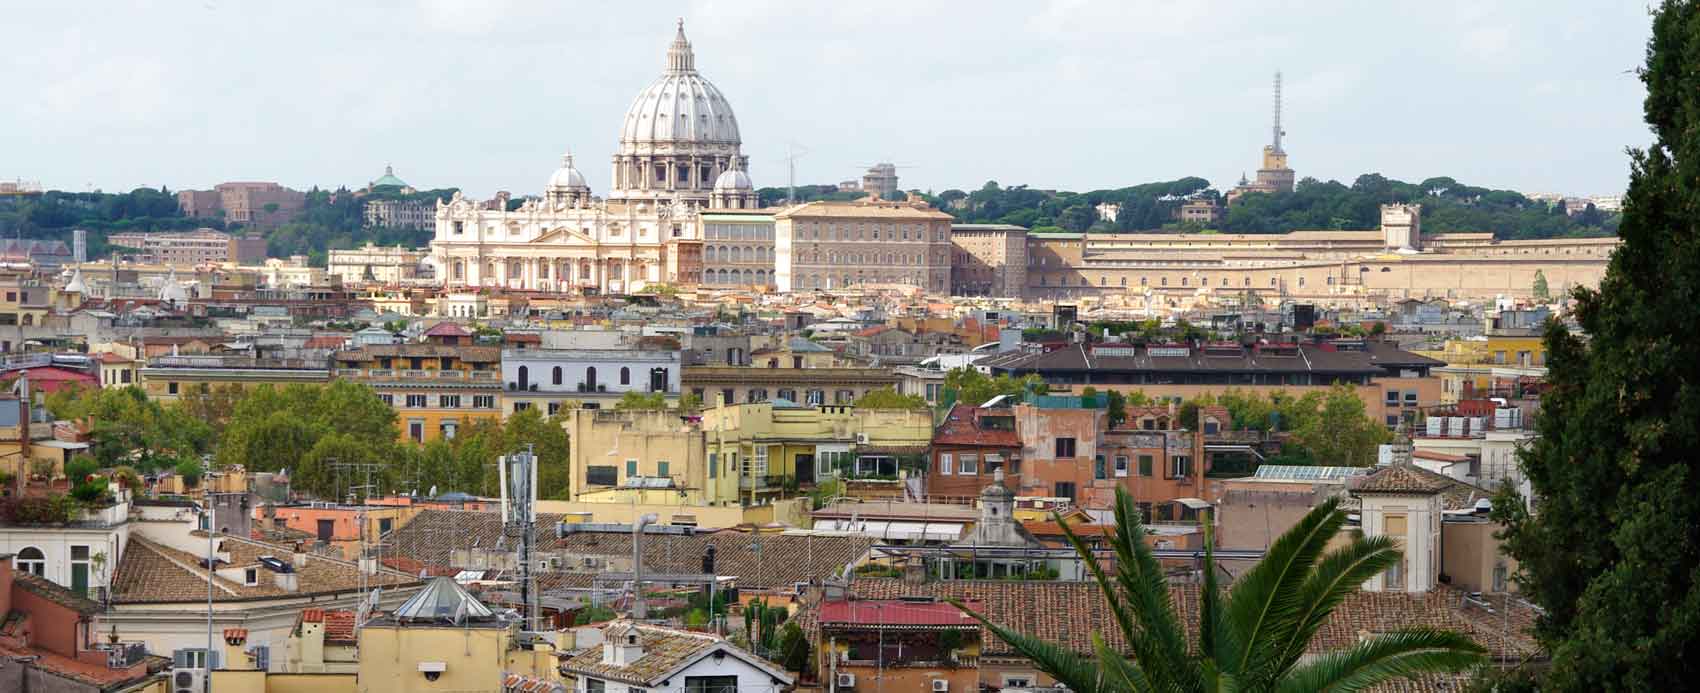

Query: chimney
[
  {"left": 274, "top": 571, "right": 299, "bottom": 592},
  {"left": 222, "top": 629, "right": 255, "bottom": 671},
  {"left": 292, "top": 552, "right": 308, "bottom": 570}
]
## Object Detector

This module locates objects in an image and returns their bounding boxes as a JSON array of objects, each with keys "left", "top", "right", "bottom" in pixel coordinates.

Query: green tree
[
  {"left": 1531, "top": 270, "right": 1550, "bottom": 301},
  {"left": 1289, "top": 385, "right": 1391, "bottom": 466},
  {"left": 175, "top": 458, "right": 203, "bottom": 487},
  {"left": 944, "top": 368, "right": 1046, "bottom": 406},
  {"left": 1492, "top": 4, "right": 1700, "bottom": 688},
  {"left": 614, "top": 391, "right": 668, "bottom": 410},
  {"left": 1106, "top": 390, "right": 1129, "bottom": 427},
  {"left": 776, "top": 621, "right": 812, "bottom": 674},
  {"left": 957, "top": 489, "right": 1485, "bottom": 691},
  {"left": 851, "top": 387, "right": 927, "bottom": 410}
]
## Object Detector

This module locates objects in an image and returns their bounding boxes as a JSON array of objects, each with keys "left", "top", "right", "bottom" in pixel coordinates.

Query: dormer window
[{"left": 244, "top": 568, "right": 259, "bottom": 586}]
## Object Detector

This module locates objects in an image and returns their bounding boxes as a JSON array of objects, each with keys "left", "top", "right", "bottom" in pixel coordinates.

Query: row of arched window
[
  {"left": 704, "top": 245, "right": 771, "bottom": 264},
  {"left": 705, "top": 268, "right": 770, "bottom": 285}
]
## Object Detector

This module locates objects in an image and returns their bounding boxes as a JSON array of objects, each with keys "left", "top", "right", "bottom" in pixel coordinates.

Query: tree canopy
[
  {"left": 943, "top": 368, "right": 1047, "bottom": 407},
  {"left": 851, "top": 387, "right": 928, "bottom": 410},
  {"left": 1492, "top": 3, "right": 1700, "bottom": 688}
]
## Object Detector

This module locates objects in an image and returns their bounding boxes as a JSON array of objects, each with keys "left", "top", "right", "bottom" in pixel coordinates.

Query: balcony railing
[
  {"left": 367, "top": 369, "right": 394, "bottom": 377},
  {"left": 739, "top": 474, "right": 793, "bottom": 490},
  {"left": 401, "top": 369, "right": 428, "bottom": 378},
  {"left": 469, "top": 371, "right": 499, "bottom": 381},
  {"left": 437, "top": 370, "right": 465, "bottom": 379}
]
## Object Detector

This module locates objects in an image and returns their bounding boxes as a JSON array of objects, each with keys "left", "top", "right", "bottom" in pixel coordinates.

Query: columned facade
[{"left": 427, "top": 21, "right": 747, "bottom": 297}]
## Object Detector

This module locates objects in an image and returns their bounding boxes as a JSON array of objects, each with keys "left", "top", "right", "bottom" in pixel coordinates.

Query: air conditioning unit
[
  {"left": 932, "top": 680, "right": 950, "bottom": 692},
  {"left": 836, "top": 673, "right": 856, "bottom": 688},
  {"left": 855, "top": 433, "right": 870, "bottom": 444},
  {"left": 172, "top": 668, "right": 204, "bottom": 693}
]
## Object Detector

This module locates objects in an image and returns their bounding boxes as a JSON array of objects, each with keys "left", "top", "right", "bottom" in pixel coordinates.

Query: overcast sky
[{"left": 3, "top": 1, "right": 1653, "bottom": 199}]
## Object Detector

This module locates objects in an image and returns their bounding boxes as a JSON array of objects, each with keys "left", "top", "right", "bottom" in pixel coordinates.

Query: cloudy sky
[{"left": 3, "top": 1, "right": 1652, "bottom": 198}]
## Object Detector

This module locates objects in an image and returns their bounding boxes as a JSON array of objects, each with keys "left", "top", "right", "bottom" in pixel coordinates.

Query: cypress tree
[{"left": 1494, "top": 2, "right": 1700, "bottom": 688}]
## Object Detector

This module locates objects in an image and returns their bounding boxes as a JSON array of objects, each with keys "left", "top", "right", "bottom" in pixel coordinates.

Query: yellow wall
[
  {"left": 210, "top": 671, "right": 356, "bottom": 693},
  {"left": 355, "top": 624, "right": 512, "bottom": 693}
]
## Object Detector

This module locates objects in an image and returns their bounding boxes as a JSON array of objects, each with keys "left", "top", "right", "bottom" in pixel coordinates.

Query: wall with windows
[{"left": 0, "top": 524, "right": 127, "bottom": 598}]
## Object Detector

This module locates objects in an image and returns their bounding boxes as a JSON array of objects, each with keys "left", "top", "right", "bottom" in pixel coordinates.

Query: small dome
[
  {"left": 548, "top": 153, "right": 588, "bottom": 190},
  {"left": 713, "top": 166, "right": 752, "bottom": 192},
  {"left": 159, "top": 269, "right": 189, "bottom": 304}
]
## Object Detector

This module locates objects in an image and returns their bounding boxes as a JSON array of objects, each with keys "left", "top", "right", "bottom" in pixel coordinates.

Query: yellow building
[
  {"left": 700, "top": 399, "right": 933, "bottom": 505},
  {"left": 331, "top": 340, "right": 502, "bottom": 442},
  {"left": 567, "top": 401, "right": 932, "bottom": 507},
  {"left": 1416, "top": 333, "right": 1548, "bottom": 403},
  {"left": 212, "top": 578, "right": 562, "bottom": 693}
]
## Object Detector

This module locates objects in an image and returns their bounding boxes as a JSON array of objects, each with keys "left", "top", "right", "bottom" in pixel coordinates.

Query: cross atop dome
[{"left": 666, "top": 18, "right": 695, "bottom": 73}]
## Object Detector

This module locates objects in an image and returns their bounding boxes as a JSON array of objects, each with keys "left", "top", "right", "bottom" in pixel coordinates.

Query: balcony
[
  {"left": 437, "top": 370, "right": 466, "bottom": 380},
  {"left": 400, "top": 369, "right": 428, "bottom": 378},
  {"left": 367, "top": 368, "right": 394, "bottom": 378},
  {"left": 739, "top": 474, "right": 793, "bottom": 490},
  {"left": 469, "top": 371, "right": 499, "bottom": 381}
]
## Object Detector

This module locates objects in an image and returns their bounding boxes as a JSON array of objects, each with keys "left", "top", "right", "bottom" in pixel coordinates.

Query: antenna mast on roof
[
  {"left": 1271, "top": 71, "right": 1285, "bottom": 155},
  {"left": 499, "top": 445, "right": 540, "bottom": 629}
]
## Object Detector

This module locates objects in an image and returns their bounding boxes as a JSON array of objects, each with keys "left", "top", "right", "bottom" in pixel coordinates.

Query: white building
[
  {"left": 328, "top": 244, "right": 432, "bottom": 284},
  {"left": 1351, "top": 465, "right": 1448, "bottom": 593},
  {"left": 429, "top": 21, "right": 754, "bottom": 295},
  {"left": 501, "top": 347, "right": 681, "bottom": 415},
  {"left": 0, "top": 487, "right": 132, "bottom": 599},
  {"left": 560, "top": 621, "right": 793, "bottom": 693}
]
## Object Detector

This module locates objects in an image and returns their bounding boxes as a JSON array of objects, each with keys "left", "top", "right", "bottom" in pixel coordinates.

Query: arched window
[
  {"left": 552, "top": 366, "right": 562, "bottom": 386},
  {"left": 452, "top": 260, "right": 465, "bottom": 280},
  {"left": 15, "top": 547, "right": 44, "bottom": 576},
  {"left": 517, "top": 365, "right": 529, "bottom": 389},
  {"left": 585, "top": 366, "right": 597, "bottom": 390},
  {"left": 620, "top": 367, "right": 631, "bottom": 386}
]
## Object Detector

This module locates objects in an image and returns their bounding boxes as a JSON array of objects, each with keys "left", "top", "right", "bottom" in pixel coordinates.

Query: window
[
  {"left": 958, "top": 453, "right": 978, "bottom": 475},
  {"left": 685, "top": 676, "right": 737, "bottom": 693},
  {"left": 439, "top": 394, "right": 461, "bottom": 408},
  {"left": 586, "top": 678, "right": 607, "bottom": 693},
  {"left": 939, "top": 452, "right": 953, "bottom": 476},
  {"left": 1169, "top": 455, "right": 1191, "bottom": 478},
  {"left": 552, "top": 366, "right": 562, "bottom": 385},
  {"left": 721, "top": 388, "right": 736, "bottom": 405},
  {"left": 1054, "top": 481, "right": 1076, "bottom": 500},
  {"left": 1385, "top": 390, "right": 1400, "bottom": 405},
  {"left": 806, "top": 389, "right": 824, "bottom": 405},
  {"left": 620, "top": 367, "right": 631, "bottom": 385},
  {"left": 1055, "top": 437, "right": 1076, "bottom": 458},
  {"left": 547, "top": 402, "right": 561, "bottom": 416},
  {"left": 1094, "top": 455, "right": 1106, "bottom": 479},
  {"left": 708, "top": 453, "right": 718, "bottom": 478},
  {"left": 173, "top": 649, "right": 211, "bottom": 670},
  {"left": 1115, "top": 455, "right": 1130, "bottom": 477},
  {"left": 1385, "top": 557, "right": 1406, "bottom": 591},
  {"left": 377, "top": 393, "right": 394, "bottom": 406},
  {"left": 626, "top": 459, "right": 638, "bottom": 478},
  {"left": 473, "top": 395, "right": 495, "bottom": 409},
  {"left": 408, "top": 420, "right": 424, "bottom": 442},
  {"left": 753, "top": 445, "right": 769, "bottom": 476},
  {"left": 657, "top": 461, "right": 670, "bottom": 477},
  {"left": 440, "top": 420, "right": 457, "bottom": 439},
  {"left": 406, "top": 394, "right": 427, "bottom": 408},
  {"left": 1404, "top": 391, "right": 1418, "bottom": 405},
  {"left": 14, "top": 547, "right": 44, "bottom": 576},
  {"left": 168, "top": 382, "right": 179, "bottom": 395},
  {"left": 244, "top": 568, "right": 259, "bottom": 586}
]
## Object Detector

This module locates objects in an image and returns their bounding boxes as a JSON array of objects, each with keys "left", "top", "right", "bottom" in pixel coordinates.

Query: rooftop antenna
[
  {"left": 1271, "top": 71, "right": 1286, "bottom": 155},
  {"left": 499, "top": 445, "right": 540, "bottom": 629}
]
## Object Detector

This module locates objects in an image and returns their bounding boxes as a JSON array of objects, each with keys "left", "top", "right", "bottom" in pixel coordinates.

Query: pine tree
[{"left": 1493, "top": 2, "right": 1700, "bottom": 688}]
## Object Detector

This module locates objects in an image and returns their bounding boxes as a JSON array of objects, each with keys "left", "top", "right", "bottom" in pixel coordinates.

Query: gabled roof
[
  {"left": 14, "top": 571, "right": 101, "bottom": 615},
  {"left": 560, "top": 621, "right": 792, "bottom": 687},
  {"left": 1352, "top": 464, "right": 1455, "bottom": 496},
  {"left": 422, "top": 321, "right": 473, "bottom": 337}
]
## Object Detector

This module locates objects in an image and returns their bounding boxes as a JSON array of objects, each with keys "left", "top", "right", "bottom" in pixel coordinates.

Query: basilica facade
[{"left": 429, "top": 21, "right": 759, "bottom": 294}]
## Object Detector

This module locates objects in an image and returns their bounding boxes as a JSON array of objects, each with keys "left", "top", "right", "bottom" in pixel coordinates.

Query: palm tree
[{"left": 955, "top": 488, "right": 1487, "bottom": 692}]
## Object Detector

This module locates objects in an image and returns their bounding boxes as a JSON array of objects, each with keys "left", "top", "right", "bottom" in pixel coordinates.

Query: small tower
[
  {"left": 546, "top": 152, "right": 592, "bottom": 208},
  {"left": 710, "top": 160, "right": 756, "bottom": 209},
  {"left": 1381, "top": 203, "right": 1423, "bottom": 251}
]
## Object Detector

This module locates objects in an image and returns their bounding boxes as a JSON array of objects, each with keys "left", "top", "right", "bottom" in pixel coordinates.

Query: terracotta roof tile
[
  {"left": 13, "top": 571, "right": 101, "bottom": 615},
  {"left": 932, "top": 404, "right": 1021, "bottom": 447},
  {"left": 1353, "top": 464, "right": 1458, "bottom": 496},
  {"left": 561, "top": 621, "right": 787, "bottom": 687},
  {"left": 111, "top": 536, "right": 418, "bottom": 603}
]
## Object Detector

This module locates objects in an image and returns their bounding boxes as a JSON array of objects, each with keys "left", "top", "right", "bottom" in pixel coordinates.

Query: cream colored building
[
  {"left": 773, "top": 198, "right": 954, "bottom": 293},
  {"left": 327, "top": 244, "right": 431, "bottom": 285},
  {"left": 950, "top": 223, "right": 1027, "bottom": 297},
  {"left": 429, "top": 22, "right": 752, "bottom": 294}
]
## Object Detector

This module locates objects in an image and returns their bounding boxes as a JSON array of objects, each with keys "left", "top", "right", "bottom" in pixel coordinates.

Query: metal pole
[
  {"left": 631, "top": 513, "right": 657, "bottom": 619},
  {"left": 205, "top": 497, "right": 213, "bottom": 693}
]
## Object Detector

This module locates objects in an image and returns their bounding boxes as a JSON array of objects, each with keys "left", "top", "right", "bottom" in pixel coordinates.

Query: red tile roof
[
  {"left": 423, "top": 322, "right": 472, "bottom": 337},
  {"left": 933, "top": 404, "right": 1021, "bottom": 447},
  {"left": 303, "top": 334, "right": 348, "bottom": 349},
  {"left": 819, "top": 599, "right": 982, "bottom": 628}
]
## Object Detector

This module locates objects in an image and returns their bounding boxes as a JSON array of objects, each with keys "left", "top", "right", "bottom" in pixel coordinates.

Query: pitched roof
[
  {"left": 13, "top": 570, "right": 101, "bottom": 615},
  {"left": 822, "top": 578, "right": 1540, "bottom": 662},
  {"left": 1352, "top": 464, "right": 1456, "bottom": 496},
  {"left": 111, "top": 536, "right": 418, "bottom": 603},
  {"left": 818, "top": 598, "right": 982, "bottom": 628},
  {"left": 560, "top": 621, "right": 790, "bottom": 687},
  {"left": 422, "top": 322, "right": 473, "bottom": 337},
  {"left": 392, "top": 576, "right": 495, "bottom": 624}
]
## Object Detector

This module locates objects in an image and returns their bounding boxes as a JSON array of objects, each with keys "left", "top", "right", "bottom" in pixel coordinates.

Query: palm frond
[
  {"left": 951, "top": 598, "right": 1108, "bottom": 693},
  {"left": 1272, "top": 628, "right": 1488, "bottom": 693},
  {"left": 1275, "top": 535, "right": 1403, "bottom": 668},
  {"left": 1092, "top": 631, "right": 1154, "bottom": 693},
  {"left": 1222, "top": 497, "right": 1346, "bottom": 683},
  {"left": 1104, "top": 487, "right": 1195, "bottom": 686}
]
